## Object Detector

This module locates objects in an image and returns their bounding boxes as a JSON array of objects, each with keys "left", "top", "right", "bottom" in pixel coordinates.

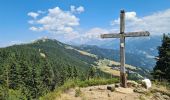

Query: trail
[
  {"left": 56, "top": 84, "right": 170, "bottom": 100},
  {"left": 57, "top": 85, "right": 141, "bottom": 100}
]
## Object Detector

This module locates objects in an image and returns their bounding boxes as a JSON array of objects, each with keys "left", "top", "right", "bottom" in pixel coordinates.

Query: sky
[{"left": 0, "top": 0, "right": 170, "bottom": 47}]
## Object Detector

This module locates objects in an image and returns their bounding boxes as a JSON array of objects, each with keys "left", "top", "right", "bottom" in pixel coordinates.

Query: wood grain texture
[{"left": 125, "top": 31, "right": 150, "bottom": 37}]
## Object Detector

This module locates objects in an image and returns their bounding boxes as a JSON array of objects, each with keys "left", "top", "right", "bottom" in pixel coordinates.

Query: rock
[
  {"left": 142, "top": 79, "right": 152, "bottom": 89},
  {"left": 107, "top": 85, "right": 115, "bottom": 92},
  {"left": 154, "top": 92, "right": 165, "bottom": 100},
  {"left": 115, "top": 83, "right": 120, "bottom": 88},
  {"left": 137, "top": 84, "right": 142, "bottom": 88},
  {"left": 116, "top": 87, "right": 134, "bottom": 94},
  {"left": 133, "top": 88, "right": 146, "bottom": 94},
  {"left": 139, "top": 95, "right": 147, "bottom": 100},
  {"left": 108, "top": 93, "right": 111, "bottom": 97},
  {"left": 40, "top": 53, "right": 46, "bottom": 58},
  {"left": 155, "top": 92, "right": 161, "bottom": 97},
  {"left": 162, "top": 95, "right": 170, "bottom": 100},
  {"left": 127, "top": 80, "right": 138, "bottom": 87}
]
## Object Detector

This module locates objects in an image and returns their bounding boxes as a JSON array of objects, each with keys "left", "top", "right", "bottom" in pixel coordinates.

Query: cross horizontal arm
[
  {"left": 100, "top": 31, "right": 150, "bottom": 38},
  {"left": 125, "top": 31, "right": 150, "bottom": 37},
  {"left": 101, "top": 33, "right": 120, "bottom": 38}
]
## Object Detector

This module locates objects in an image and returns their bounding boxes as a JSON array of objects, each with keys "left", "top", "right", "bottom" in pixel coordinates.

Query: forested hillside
[
  {"left": 0, "top": 39, "right": 109, "bottom": 99},
  {"left": 76, "top": 45, "right": 153, "bottom": 70}
]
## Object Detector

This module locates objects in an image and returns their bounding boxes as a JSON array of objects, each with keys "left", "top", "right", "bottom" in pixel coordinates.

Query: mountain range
[
  {"left": 0, "top": 38, "right": 150, "bottom": 77},
  {"left": 73, "top": 35, "right": 162, "bottom": 70}
]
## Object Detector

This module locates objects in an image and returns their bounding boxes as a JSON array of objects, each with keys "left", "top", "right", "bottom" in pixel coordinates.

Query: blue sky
[{"left": 0, "top": 0, "right": 170, "bottom": 46}]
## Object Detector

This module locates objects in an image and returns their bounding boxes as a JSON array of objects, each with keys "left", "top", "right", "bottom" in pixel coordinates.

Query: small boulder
[
  {"left": 127, "top": 80, "right": 138, "bottom": 87},
  {"left": 107, "top": 85, "right": 115, "bottom": 92},
  {"left": 154, "top": 92, "right": 165, "bottom": 100},
  {"left": 108, "top": 93, "right": 111, "bottom": 97},
  {"left": 89, "top": 88, "right": 92, "bottom": 91},
  {"left": 133, "top": 88, "right": 146, "bottom": 94},
  {"left": 115, "top": 83, "right": 120, "bottom": 88},
  {"left": 155, "top": 92, "right": 161, "bottom": 96},
  {"left": 142, "top": 79, "right": 152, "bottom": 89},
  {"left": 162, "top": 95, "right": 170, "bottom": 100}
]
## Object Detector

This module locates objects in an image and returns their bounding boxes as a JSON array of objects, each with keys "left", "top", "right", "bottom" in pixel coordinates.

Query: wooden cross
[{"left": 100, "top": 10, "right": 150, "bottom": 88}]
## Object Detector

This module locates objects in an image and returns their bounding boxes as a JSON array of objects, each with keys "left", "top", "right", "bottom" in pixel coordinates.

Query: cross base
[{"left": 120, "top": 72, "right": 127, "bottom": 88}]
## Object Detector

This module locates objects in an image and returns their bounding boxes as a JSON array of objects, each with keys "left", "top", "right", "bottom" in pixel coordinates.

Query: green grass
[
  {"left": 152, "top": 80, "right": 170, "bottom": 90},
  {"left": 77, "top": 78, "right": 118, "bottom": 87},
  {"left": 0, "top": 86, "right": 26, "bottom": 100},
  {"left": 40, "top": 78, "right": 118, "bottom": 100},
  {"left": 151, "top": 80, "right": 170, "bottom": 96},
  {"left": 139, "top": 95, "right": 146, "bottom": 100}
]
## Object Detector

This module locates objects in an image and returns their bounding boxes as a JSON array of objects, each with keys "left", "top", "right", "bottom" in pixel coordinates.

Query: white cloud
[
  {"left": 70, "top": 5, "right": 84, "bottom": 14},
  {"left": 28, "top": 20, "right": 35, "bottom": 24},
  {"left": 70, "top": 5, "right": 76, "bottom": 13},
  {"left": 64, "top": 27, "right": 112, "bottom": 44},
  {"left": 28, "top": 7, "right": 170, "bottom": 45},
  {"left": 111, "top": 9, "right": 170, "bottom": 35},
  {"left": 83, "top": 27, "right": 109, "bottom": 39},
  {"left": 28, "top": 12, "right": 39, "bottom": 19},
  {"left": 37, "top": 10, "right": 46, "bottom": 14},
  {"left": 76, "top": 6, "right": 84, "bottom": 13},
  {"left": 64, "top": 32, "right": 80, "bottom": 41},
  {"left": 28, "top": 6, "right": 83, "bottom": 34},
  {"left": 29, "top": 26, "right": 43, "bottom": 32}
]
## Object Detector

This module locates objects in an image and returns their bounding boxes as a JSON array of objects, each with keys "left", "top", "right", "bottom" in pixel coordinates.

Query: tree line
[{"left": 153, "top": 34, "right": 170, "bottom": 82}]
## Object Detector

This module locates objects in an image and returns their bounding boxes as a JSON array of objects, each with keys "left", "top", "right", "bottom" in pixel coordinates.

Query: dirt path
[{"left": 56, "top": 85, "right": 142, "bottom": 100}]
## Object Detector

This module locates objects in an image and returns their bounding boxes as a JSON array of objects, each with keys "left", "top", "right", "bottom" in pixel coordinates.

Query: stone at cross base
[{"left": 100, "top": 10, "right": 150, "bottom": 88}]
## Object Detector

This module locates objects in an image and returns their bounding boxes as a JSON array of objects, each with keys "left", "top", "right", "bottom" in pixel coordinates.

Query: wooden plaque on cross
[{"left": 101, "top": 10, "right": 150, "bottom": 88}]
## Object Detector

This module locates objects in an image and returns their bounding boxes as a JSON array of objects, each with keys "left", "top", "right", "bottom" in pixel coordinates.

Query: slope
[
  {"left": 0, "top": 39, "right": 100, "bottom": 99},
  {"left": 76, "top": 45, "right": 154, "bottom": 70}
]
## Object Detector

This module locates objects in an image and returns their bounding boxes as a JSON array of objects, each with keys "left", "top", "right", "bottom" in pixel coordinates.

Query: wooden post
[{"left": 120, "top": 10, "right": 127, "bottom": 88}]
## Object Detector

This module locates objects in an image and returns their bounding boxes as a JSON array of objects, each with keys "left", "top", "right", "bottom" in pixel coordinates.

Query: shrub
[
  {"left": 0, "top": 86, "right": 26, "bottom": 100},
  {"left": 75, "top": 88, "right": 81, "bottom": 97}
]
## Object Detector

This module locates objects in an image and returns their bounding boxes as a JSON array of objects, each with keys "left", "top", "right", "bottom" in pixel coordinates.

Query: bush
[
  {"left": 8, "top": 89, "right": 27, "bottom": 100},
  {"left": 77, "top": 78, "right": 118, "bottom": 87},
  {"left": 0, "top": 86, "right": 26, "bottom": 100},
  {"left": 0, "top": 86, "right": 8, "bottom": 100},
  {"left": 75, "top": 88, "right": 81, "bottom": 97}
]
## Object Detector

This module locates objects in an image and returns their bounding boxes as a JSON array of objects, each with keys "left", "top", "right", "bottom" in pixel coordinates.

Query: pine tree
[
  {"left": 59, "top": 67, "right": 67, "bottom": 85},
  {"left": 9, "top": 62, "right": 19, "bottom": 89},
  {"left": 88, "top": 67, "right": 96, "bottom": 79},
  {"left": 67, "top": 65, "right": 73, "bottom": 78},
  {"left": 40, "top": 60, "right": 54, "bottom": 92},
  {"left": 19, "top": 61, "right": 31, "bottom": 86},
  {"left": 29, "top": 65, "right": 39, "bottom": 99},
  {"left": 73, "top": 66, "right": 78, "bottom": 79},
  {"left": 153, "top": 34, "right": 170, "bottom": 81},
  {"left": 51, "top": 67, "right": 60, "bottom": 90}
]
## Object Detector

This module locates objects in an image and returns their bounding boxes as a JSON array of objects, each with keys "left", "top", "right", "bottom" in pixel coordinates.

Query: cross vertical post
[{"left": 120, "top": 10, "right": 127, "bottom": 88}]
